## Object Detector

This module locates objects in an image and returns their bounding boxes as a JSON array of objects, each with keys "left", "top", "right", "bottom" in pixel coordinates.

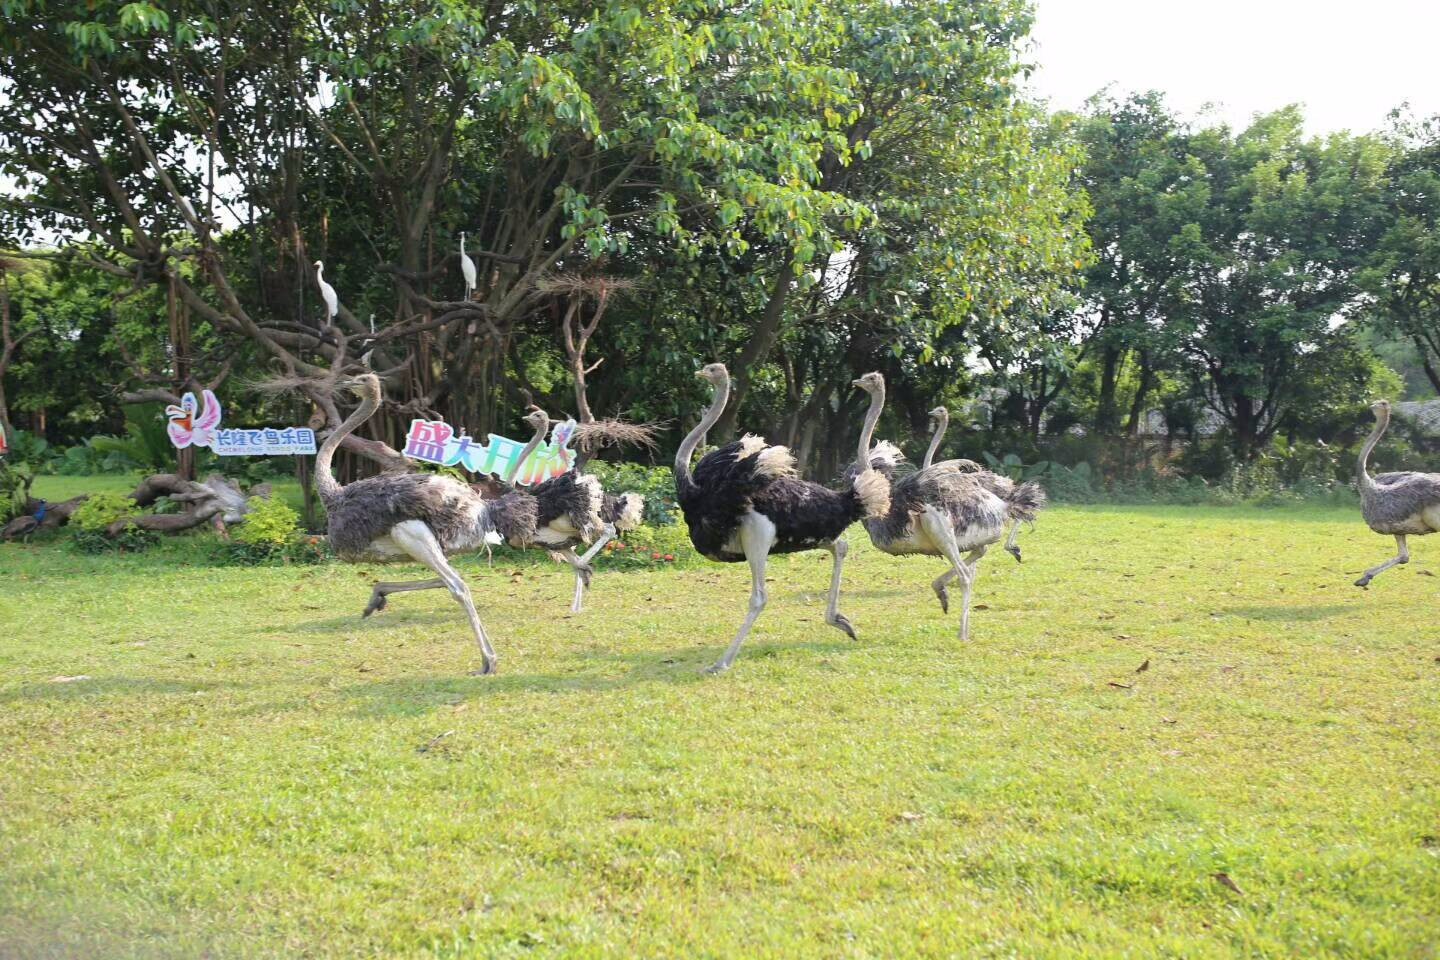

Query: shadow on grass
[
  {"left": 336, "top": 639, "right": 858, "bottom": 716},
  {"left": 1217, "top": 604, "right": 1353, "bottom": 622},
  {"left": 0, "top": 676, "right": 236, "bottom": 703}
]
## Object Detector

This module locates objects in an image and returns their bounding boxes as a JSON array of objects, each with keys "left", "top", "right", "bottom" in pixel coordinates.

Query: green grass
[{"left": 1, "top": 504, "right": 1437, "bottom": 958}]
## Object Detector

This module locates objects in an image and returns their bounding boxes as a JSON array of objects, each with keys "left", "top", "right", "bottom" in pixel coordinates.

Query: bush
[
  {"left": 68, "top": 491, "right": 156, "bottom": 553},
  {"left": 1, "top": 460, "right": 35, "bottom": 522},
  {"left": 70, "top": 492, "right": 139, "bottom": 532},
  {"left": 597, "top": 521, "right": 695, "bottom": 568},
  {"left": 235, "top": 496, "right": 300, "bottom": 548}
]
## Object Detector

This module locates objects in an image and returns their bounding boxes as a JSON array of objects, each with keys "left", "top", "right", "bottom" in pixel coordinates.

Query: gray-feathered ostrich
[
  {"left": 1354, "top": 399, "right": 1440, "bottom": 587},
  {"left": 675, "top": 363, "right": 890, "bottom": 673},
  {"left": 320, "top": 374, "right": 539, "bottom": 675},
  {"left": 850, "top": 441, "right": 1012, "bottom": 642},
  {"left": 503, "top": 409, "right": 646, "bottom": 613},
  {"left": 922, "top": 405, "right": 1046, "bottom": 562}
]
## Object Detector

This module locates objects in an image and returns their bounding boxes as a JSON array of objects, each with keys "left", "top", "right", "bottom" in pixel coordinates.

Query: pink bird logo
[{"left": 166, "top": 389, "right": 223, "bottom": 449}]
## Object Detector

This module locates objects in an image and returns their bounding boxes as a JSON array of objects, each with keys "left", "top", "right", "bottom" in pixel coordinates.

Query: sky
[{"left": 1026, "top": 0, "right": 1440, "bottom": 135}]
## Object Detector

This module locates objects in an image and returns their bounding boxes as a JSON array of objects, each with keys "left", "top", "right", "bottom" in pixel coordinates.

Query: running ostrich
[
  {"left": 320, "top": 374, "right": 539, "bottom": 675},
  {"left": 922, "top": 405, "right": 1046, "bottom": 562},
  {"left": 851, "top": 443, "right": 1013, "bottom": 642},
  {"left": 1354, "top": 399, "right": 1440, "bottom": 588},
  {"left": 675, "top": 363, "right": 890, "bottom": 673},
  {"left": 501, "top": 409, "right": 646, "bottom": 613}
]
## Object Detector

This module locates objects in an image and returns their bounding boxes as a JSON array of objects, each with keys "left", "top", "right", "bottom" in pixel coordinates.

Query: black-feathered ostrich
[
  {"left": 1354, "top": 399, "right": 1440, "bottom": 587},
  {"left": 504, "top": 409, "right": 646, "bottom": 613},
  {"left": 675, "top": 363, "right": 890, "bottom": 673},
  {"left": 922, "top": 405, "right": 1046, "bottom": 562},
  {"left": 320, "top": 374, "right": 539, "bottom": 675}
]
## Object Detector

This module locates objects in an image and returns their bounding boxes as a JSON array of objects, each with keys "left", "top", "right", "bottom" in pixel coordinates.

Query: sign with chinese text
[
  {"left": 166, "top": 390, "right": 315, "bottom": 456},
  {"left": 402, "top": 418, "right": 577, "bottom": 485}
]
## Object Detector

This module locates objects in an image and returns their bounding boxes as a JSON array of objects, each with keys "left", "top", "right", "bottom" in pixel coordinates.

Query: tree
[
  {"left": 1360, "top": 111, "right": 1440, "bottom": 395},
  {"left": 1168, "top": 109, "right": 1391, "bottom": 459}
]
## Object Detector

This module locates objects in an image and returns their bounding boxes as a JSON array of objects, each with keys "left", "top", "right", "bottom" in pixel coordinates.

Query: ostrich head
[
  {"left": 928, "top": 405, "right": 949, "bottom": 427},
  {"left": 695, "top": 362, "right": 728, "bottom": 386},
  {"left": 341, "top": 373, "right": 382, "bottom": 402},
  {"left": 522, "top": 408, "right": 550, "bottom": 433},
  {"left": 851, "top": 371, "right": 885, "bottom": 395},
  {"left": 1370, "top": 399, "right": 1391, "bottom": 421}
]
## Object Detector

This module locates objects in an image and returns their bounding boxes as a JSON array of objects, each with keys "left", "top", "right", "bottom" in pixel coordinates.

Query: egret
[
  {"left": 314, "top": 260, "right": 339, "bottom": 321},
  {"left": 459, "top": 232, "right": 477, "bottom": 301}
]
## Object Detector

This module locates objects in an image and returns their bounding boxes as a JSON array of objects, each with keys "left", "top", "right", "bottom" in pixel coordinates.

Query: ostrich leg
[
  {"left": 931, "top": 569, "right": 956, "bottom": 614},
  {"left": 579, "top": 523, "right": 617, "bottom": 565},
  {"left": 363, "top": 578, "right": 446, "bottom": 617},
  {"left": 824, "top": 539, "right": 857, "bottom": 639},
  {"left": 1003, "top": 521, "right": 1023, "bottom": 563},
  {"left": 559, "top": 547, "right": 595, "bottom": 614},
  {"left": 706, "top": 517, "right": 774, "bottom": 674},
  {"left": 923, "top": 509, "right": 978, "bottom": 641},
  {"left": 956, "top": 545, "right": 989, "bottom": 640},
  {"left": 389, "top": 521, "right": 499, "bottom": 674},
  {"left": 1355, "top": 534, "right": 1410, "bottom": 588}
]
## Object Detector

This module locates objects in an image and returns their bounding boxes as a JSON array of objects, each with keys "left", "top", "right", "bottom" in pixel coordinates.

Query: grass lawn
[{"left": 1, "top": 503, "right": 1437, "bottom": 958}]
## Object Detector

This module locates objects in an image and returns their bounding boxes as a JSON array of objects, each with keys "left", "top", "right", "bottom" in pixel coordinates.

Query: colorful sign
[
  {"left": 402, "top": 418, "right": 577, "bottom": 485},
  {"left": 0, "top": 421, "right": 7, "bottom": 456},
  {"left": 166, "top": 390, "right": 315, "bottom": 456}
]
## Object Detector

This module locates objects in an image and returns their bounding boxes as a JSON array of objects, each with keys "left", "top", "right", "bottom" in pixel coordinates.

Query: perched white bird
[
  {"left": 314, "top": 259, "right": 339, "bottom": 321},
  {"left": 459, "top": 232, "right": 477, "bottom": 301},
  {"left": 362, "top": 314, "right": 376, "bottom": 369}
]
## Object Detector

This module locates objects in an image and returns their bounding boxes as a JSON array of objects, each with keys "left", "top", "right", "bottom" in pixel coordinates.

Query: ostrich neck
[
  {"left": 1357, "top": 410, "right": 1388, "bottom": 494},
  {"left": 504, "top": 418, "right": 552, "bottom": 485},
  {"left": 675, "top": 377, "right": 729, "bottom": 482},
  {"left": 314, "top": 379, "right": 381, "bottom": 503},
  {"left": 857, "top": 386, "right": 885, "bottom": 467},
  {"left": 923, "top": 415, "right": 948, "bottom": 469}
]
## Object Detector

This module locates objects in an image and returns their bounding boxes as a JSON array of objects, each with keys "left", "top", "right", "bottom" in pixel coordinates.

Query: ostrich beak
[{"left": 695, "top": 370, "right": 707, "bottom": 380}]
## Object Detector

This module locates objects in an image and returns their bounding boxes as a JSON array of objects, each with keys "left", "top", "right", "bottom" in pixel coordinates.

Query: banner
[
  {"left": 166, "top": 390, "right": 315, "bottom": 456},
  {"left": 402, "top": 418, "right": 577, "bottom": 485}
]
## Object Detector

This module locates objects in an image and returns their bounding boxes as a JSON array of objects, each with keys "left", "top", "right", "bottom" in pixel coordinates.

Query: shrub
[
  {"left": 70, "top": 492, "right": 139, "bottom": 533},
  {"left": 235, "top": 496, "right": 300, "bottom": 548}
]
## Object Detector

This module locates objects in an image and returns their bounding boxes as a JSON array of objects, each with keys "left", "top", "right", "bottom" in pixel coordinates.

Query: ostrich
[
  {"left": 500, "top": 409, "right": 646, "bottom": 614},
  {"left": 922, "top": 405, "right": 1046, "bottom": 562},
  {"left": 674, "top": 364, "right": 890, "bottom": 673},
  {"left": 313, "top": 260, "right": 339, "bottom": 322},
  {"left": 459, "top": 233, "right": 478, "bottom": 301},
  {"left": 852, "top": 442, "right": 1011, "bottom": 642},
  {"left": 321, "top": 374, "right": 539, "bottom": 675},
  {"left": 1354, "top": 399, "right": 1440, "bottom": 588}
]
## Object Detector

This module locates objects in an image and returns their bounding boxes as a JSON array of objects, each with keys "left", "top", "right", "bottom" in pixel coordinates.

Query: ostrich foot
[
  {"left": 576, "top": 563, "right": 594, "bottom": 589},
  {"left": 703, "top": 660, "right": 732, "bottom": 675},
  {"left": 827, "top": 613, "right": 857, "bottom": 640},
  {"left": 362, "top": 593, "right": 388, "bottom": 618},
  {"left": 1354, "top": 575, "right": 1371, "bottom": 588},
  {"left": 469, "top": 658, "right": 498, "bottom": 677},
  {"left": 933, "top": 583, "right": 950, "bottom": 614},
  {"left": 1006, "top": 545, "right": 1023, "bottom": 563}
]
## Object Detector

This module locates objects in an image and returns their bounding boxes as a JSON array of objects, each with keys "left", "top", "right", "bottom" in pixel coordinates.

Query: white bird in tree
[
  {"left": 459, "top": 232, "right": 477, "bottom": 301},
  {"left": 1354, "top": 399, "right": 1440, "bottom": 587},
  {"left": 313, "top": 259, "right": 339, "bottom": 322}
]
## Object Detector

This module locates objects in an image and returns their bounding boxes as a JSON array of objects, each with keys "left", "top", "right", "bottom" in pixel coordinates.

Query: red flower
[
  {"left": 651, "top": 552, "right": 662, "bottom": 560},
  {"left": 664, "top": 554, "right": 675, "bottom": 562}
]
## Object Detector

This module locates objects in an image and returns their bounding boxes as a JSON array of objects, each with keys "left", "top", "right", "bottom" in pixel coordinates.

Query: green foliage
[
  {"left": 234, "top": 496, "right": 300, "bottom": 549},
  {"left": 69, "top": 491, "right": 137, "bottom": 533},
  {"left": 0, "top": 460, "right": 34, "bottom": 521}
]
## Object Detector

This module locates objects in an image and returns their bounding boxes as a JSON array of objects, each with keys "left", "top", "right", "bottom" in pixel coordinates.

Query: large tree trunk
[
  {"left": 1094, "top": 337, "right": 1122, "bottom": 435},
  {"left": 1125, "top": 353, "right": 1156, "bottom": 436},
  {"left": 714, "top": 270, "right": 796, "bottom": 440}
]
